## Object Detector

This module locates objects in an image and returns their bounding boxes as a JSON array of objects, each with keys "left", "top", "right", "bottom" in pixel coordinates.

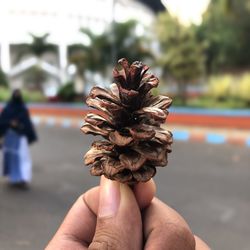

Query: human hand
[{"left": 46, "top": 177, "right": 210, "bottom": 249}]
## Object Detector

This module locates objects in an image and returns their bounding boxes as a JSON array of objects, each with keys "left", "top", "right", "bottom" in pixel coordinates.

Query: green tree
[
  {"left": 156, "top": 12, "right": 205, "bottom": 104},
  {"left": 108, "top": 20, "right": 153, "bottom": 64},
  {"left": 57, "top": 81, "right": 76, "bottom": 102},
  {"left": 28, "top": 33, "right": 57, "bottom": 57},
  {"left": 16, "top": 33, "right": 57, "bottom": 91},
  {"left": 0, "top": 69, "right": 8, "bottom": 87},
  {"left": 69, "top": 20, "right": 152, "bottom": 94},
  {"left": 16, "top": 33, "right": 57, "bottom": 63},
  {"left": 23, "top": 66, "right": 48, "bottom": 91},
  {"left": 197, "top": 0, "right": 250, "bottom": 72},
  {"left": 68, "top": 30, "right": 110, "bottom": 94}
]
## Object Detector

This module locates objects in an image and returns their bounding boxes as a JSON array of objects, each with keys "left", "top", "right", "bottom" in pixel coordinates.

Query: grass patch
[
  {"left": 22, "top": 90, "right": 46, "bottom": 103},
  {"left": 0, "top": 88, "right": 46, "bottom": 103},
  {"left": 0, "top": 87, "right": 11, "bottom": 101},
  {"left": 172, "top": 96, "right": 249, "bottom": 109}
]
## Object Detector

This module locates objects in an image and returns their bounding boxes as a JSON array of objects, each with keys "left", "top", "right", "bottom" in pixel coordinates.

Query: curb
[
  {"left": 32, "top": 116, "right": 83, "bottom": 128},
  {"left": 1, "top": 104, "right": 250, "bottom": 129},
  {"left": 172, "top": 129, "right": 250, "bottom": 147},
  {"left": 2, "top": 104, "right": 250, "bottom": 129},
  {"left": 32, "top": 115, "right": 250, "bottom": 147}
]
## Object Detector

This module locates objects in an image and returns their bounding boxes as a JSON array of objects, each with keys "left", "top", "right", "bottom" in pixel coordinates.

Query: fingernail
[{"left": 98, "top": 176, "right": 120, "bottom": 218}]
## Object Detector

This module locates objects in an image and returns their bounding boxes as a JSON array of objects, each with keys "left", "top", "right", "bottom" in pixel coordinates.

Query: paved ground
[{"left": 0, "top": 126, "right": 250, "bottom": 250}]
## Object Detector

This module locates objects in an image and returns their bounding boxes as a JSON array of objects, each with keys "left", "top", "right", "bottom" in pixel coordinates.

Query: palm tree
[
  {"left": 28, "top": 33, "right": 57, "bottom": 56},
  {"left": 15, "top": 33, "right": 57, "bottom": 91},
  {"left": 16, "top": 33, "right": 57, "bottom": 63},
  {"left": 69, "top": 20, "right": 152, "bottom": 95},
  {"left": 68, "top": 29, "right": 110, "bottom": 94},
  {"left": 68, "top": 44, "right": 89, "bottom": 94},
  {"left": 109, "top": 20, "right": 153, "bottom": 64}
]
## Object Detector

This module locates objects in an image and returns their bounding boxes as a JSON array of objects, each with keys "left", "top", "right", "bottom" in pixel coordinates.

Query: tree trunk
[
  {"left": 177, "top": 81, "right": 187, "bottom": 106},
  {"left": 74, "top": 74, "right": 85, "bottom": 95}
]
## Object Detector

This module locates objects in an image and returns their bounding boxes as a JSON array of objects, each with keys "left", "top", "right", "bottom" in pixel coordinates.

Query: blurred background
[{"left": 0, "top": 0, "right": 250, "bottom": 249}]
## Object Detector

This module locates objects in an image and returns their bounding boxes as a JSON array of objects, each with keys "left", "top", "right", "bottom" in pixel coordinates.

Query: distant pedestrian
[{"left": 0, "top": 89, "right": 37, "bottom": 189}]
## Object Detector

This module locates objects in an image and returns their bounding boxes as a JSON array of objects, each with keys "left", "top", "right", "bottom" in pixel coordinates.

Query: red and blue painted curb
[
  {"left": 1, "top": 103, "right": 250, "bottom": 146},
  {"left": 172, "top": 129, "right": 250, "bottom": 147},
  {"left": 31, "top": 115, "right": 250, "bottom": 147},
  {"left": 32, "top": 116, "right": 83, "bottom": 128},
  {"left": 1, "top": 103, "right": 250, "bottom": 128}
]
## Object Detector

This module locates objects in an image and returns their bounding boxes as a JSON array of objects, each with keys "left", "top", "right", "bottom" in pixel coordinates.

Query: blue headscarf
[{"left": 0, "top": 89, "right": 37, "bottom": 144}]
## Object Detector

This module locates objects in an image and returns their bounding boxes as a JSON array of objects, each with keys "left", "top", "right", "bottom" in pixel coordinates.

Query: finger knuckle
[
  {"left": 89, "top": 222, "right": 123, "bottom": 250},
  {"left": 164, "top": 223, "right": 195, "bottom": 250},
  {"left": 89, "top": 237, "right": 120, "bottom": 250},
  {"left": 155, "top": 222, "right": 195, "bottom": 250},
  {"left": 88, "top": 241, "right": 109, "bottom": 250}
]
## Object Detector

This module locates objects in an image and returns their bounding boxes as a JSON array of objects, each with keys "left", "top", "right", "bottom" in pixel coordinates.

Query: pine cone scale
[
  {"left": 103, "top": 158, "right": 124, "bottom": 177},
  {"left": 119, "top": 151, "right": 147, "bottom": 171},
  {"left": 145, "top": 95, "right": 172, "bottom": 109},
  {"left": 109, "top": 131, "right": 134, "bottom": 146},
  {"left": 128, "top": 126, "right": 155, "bottom": 140},
  {"left": 132, "top": 165, "right": 156, "bottom": 182},
  {"left": 89, "top": 87, "right": 120, "bottom": 105},
  {"left": 81, "top": 123, "right": 110, "bottom": 137},
  {"left": 90, "top": 161, "right": 103, "bottom": 176}
]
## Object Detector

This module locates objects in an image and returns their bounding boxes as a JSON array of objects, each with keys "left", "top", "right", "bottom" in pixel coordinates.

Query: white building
[{"left": 0, "top": 0, "right": 155, "bottom": 96}]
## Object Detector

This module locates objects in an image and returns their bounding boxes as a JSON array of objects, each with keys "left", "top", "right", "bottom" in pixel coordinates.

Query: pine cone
[{"left": 81, "top": 58, "right": 173, "bottom": 184}]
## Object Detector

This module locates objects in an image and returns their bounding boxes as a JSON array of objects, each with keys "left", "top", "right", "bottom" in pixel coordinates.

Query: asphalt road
[{"left": 0, "top": 126, "right": 250, "bottom": 250}]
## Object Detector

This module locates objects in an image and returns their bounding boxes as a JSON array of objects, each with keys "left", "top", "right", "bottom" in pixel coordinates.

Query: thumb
[{"left": 89, "top": 176, "right": 142, "bottom": 250}]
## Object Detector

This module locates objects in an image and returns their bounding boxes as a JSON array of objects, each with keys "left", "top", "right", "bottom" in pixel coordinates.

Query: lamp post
[
  {"left": 111, "top": 0, "right": 117, "bottom": 64},
  {"left": 0, "top": 41, "right": 11, "bottom": 73}
]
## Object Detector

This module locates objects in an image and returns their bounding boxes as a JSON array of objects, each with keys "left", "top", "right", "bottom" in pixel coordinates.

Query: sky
[{"left": 162, "top": 0, "right": 211, "bottom": 25}]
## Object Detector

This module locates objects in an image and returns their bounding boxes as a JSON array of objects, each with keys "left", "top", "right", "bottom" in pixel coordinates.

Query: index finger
[
  {"left": 143, "top": 198, "right": 210, "bottom": 250},
  {"left": 46, "top": 188, "right": 98, "bottom": 249}
]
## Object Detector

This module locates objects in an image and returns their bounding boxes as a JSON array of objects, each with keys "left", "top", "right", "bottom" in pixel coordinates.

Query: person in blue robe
[{"left": 0, "top": 89, "right": 37, "bottom": 189}]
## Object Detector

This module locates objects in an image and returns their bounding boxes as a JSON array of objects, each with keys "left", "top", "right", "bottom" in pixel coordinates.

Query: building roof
[
  {"left": 0, "top": 0, "right": 155, "bottom": 45},
  {"left": 137, "top": 0, "right": 166, "bottom": 13},
  {"left": 8, "top": 57, "right": 60, "bottom": 78}
]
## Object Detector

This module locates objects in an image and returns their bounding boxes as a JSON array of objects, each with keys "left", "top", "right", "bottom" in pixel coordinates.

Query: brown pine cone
[{"left": 81, "top": 58, "right": 173, "bottom": 184}]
